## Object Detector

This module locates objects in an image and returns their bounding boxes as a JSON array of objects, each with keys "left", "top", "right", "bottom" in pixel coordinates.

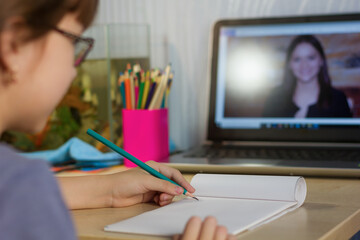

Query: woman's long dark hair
[{"left": 282, "top": 35, "right": 332, "bottom": 108}]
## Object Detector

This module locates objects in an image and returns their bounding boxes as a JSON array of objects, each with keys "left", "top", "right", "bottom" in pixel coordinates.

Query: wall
[{"left": 94, "top": 0, "right": 360, "bottom": 150}]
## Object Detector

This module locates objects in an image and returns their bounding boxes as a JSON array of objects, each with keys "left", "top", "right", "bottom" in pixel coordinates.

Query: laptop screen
[{"left": 208, "top": 14, "right": 360, "bottom": 143}]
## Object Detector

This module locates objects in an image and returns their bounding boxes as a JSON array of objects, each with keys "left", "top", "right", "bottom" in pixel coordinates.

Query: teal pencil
[
  {"left": 161, "top": 95, "right": 165, "bottom": 108},
  {"left": 120, "top": 81, "right": 126, "bottom": 108},
  {"left": 86, "top": 129, "right": 198, "bottom": 200}
]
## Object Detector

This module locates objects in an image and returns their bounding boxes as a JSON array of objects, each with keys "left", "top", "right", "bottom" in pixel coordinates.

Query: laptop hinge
[{"left": 211, "top": 141, "right": 223, "bottom": 147}]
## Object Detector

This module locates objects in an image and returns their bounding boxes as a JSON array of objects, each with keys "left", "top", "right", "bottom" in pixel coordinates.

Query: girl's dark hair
[
  {"left": 0, "top": 0, "right": 98, "bottom": 73},
  {"left": 282, "top": 35, "right": 332, "bottom": 108}
]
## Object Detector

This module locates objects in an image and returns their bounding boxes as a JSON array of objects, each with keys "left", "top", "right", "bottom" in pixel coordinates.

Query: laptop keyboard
[{"left": 184, "top": 146, "right": 360, "bottom": 161}]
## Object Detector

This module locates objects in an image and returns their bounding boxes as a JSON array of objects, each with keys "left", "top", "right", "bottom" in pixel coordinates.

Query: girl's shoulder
[
  {"left": 0, "top": 143, "right": 77, "bottom": 240},
  {"left": 0, "top": 143, "right": 50, "bottom": 179}
]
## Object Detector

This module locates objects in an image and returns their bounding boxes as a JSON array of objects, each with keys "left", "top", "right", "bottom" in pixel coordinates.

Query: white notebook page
[{"left": 105, "top": 174, "right": 307, "bottom": 236}]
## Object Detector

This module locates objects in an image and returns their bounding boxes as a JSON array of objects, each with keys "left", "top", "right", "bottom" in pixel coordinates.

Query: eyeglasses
[{"left": 53, "top": 27, "right": 94, "bottom": 67}]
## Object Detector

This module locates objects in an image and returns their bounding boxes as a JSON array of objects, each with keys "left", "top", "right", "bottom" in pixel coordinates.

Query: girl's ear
[{"left": 0, "top": 17, "right": 26, "bottom": 82}]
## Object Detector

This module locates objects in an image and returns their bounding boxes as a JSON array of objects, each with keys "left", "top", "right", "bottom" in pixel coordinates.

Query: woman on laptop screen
[{"left": 263, "top": 34, "right": 352, "bottom": 118}]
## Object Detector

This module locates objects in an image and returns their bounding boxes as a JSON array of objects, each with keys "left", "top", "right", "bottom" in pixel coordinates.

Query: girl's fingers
[
  {"left": 214, "top": 225, "right": 229, "bottom": 240},
  {"left": 181, "top": 216, "right": 202, "bottom": 240},
  {"left": 159, "top": 198, "right": 173, "bottom": 206},
  {"left": 175, "top": 216, "right": 235, "bottom": 240},
  {"left": 159, "top": 193, "right": 175, "bottom": 206},
  {"left": 146, "top": 161, "right": 196, "bottom": 193},
  {"left": 199, "top": 216, "right": 217, "bottom": 240},
  {"left": 142, "top": 174, "right": 183, "bottom": 196},
  {"left": 153, "top": 194, "right": 160, "bottom": 205}
]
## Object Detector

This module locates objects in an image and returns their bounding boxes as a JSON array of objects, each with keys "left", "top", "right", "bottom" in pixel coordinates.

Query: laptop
[{"left": 169, "top": 13, "right": 360, "bottom": 177}]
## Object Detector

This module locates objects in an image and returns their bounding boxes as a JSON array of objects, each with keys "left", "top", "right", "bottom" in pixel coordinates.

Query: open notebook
[{"left": 105, "top": 174, "right": 307, "bottom": 236}]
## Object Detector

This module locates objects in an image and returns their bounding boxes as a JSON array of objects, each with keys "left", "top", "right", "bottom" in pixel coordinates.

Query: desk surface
[{"left": 66, "top": 166, "right": 360, "bottom": 240}]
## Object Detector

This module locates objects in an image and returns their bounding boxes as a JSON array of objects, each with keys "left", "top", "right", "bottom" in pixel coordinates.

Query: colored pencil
[
  {"left": 129, "top": 73, "right": 135, "bottom": 109},
  {"left": 145, "top": 82, "right": 157, "bottom": 109},
  {"left": 118, "top": 73, "right": 126, "bottom": 108},
  {"left": 165, "top": 75, "right": 173, "bottom": 108},
  {"left": 141, "top": 71, "right": 150, "bottom": 109},
  {"left": 137, "top": 72, "right": 145, "bottom": 109},
  {"left": 134, "top": 78, "right": 139, "bottom": 108},
  {"left": 134, "top": 63, "right": 141, "bottom": 86},
  {"left": 121, "top": 81, "right": 126, "bottom": 107},
  {"left": 124, "top": 76, "right": 131, "bottom": 109}
]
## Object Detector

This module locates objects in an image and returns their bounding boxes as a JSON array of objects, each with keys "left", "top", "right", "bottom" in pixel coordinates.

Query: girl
[{"left": 0, "top": 0, "right": 234, "bottom": 239}]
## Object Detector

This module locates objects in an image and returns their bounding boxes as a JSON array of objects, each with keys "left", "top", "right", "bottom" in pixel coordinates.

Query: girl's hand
[
  {"left": 174, "top": 216, "right": 237, "bottom": 240},
  {"left": 108, "top": 161, "right": 195, "bottom": 207}
]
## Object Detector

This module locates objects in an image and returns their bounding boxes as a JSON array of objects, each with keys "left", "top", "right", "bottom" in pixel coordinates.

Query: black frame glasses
[{"left": 53, "top": 27, "right": 95, "bottom": 67}]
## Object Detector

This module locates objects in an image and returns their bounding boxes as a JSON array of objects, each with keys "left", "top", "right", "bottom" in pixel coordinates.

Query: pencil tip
[{"left": 185, "top": 191, "right": 198, "bottom": 200}]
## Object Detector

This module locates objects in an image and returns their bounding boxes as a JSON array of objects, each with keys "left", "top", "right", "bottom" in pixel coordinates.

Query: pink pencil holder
[{"left": 122, "top": 109, "right": 169, "bottom": 168}]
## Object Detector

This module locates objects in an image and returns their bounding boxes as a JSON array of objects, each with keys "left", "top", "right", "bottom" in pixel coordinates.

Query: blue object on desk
[
  {"left": 21, "top": 137, "right": 122, "bottom": 167},
  {"left": 21, "top": 137, "right": 177, "bottom": 167}
]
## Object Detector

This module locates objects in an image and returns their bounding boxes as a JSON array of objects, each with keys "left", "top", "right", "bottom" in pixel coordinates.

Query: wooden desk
[{"left": 67, "top": 167, "right": 360, "bottom": 240}]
